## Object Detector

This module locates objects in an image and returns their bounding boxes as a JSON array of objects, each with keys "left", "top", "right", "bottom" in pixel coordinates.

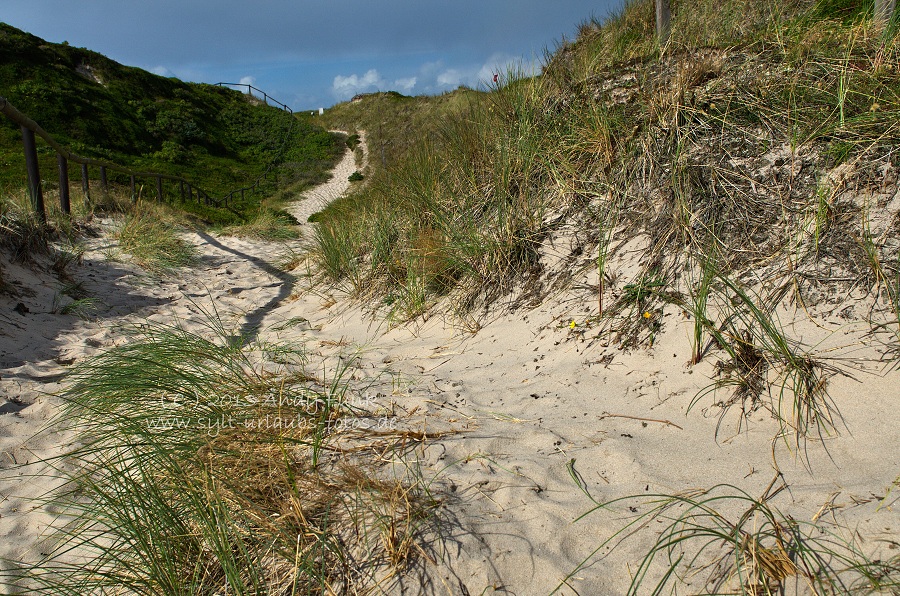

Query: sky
[{"left": 3, "top": 1, "right": 625, "bottom": 111}]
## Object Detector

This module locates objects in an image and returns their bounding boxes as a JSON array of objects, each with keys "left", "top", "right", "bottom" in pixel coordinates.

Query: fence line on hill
[
  {"left": 0, "top": 86, "right": 294, "bottom": 221},
  {"left": 216, "top": 83, "right": 292, "bottom": 114}
]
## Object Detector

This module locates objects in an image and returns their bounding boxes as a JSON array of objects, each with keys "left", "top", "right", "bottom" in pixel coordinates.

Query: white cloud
[
  {"left": 239, "top": 75, "right": 256, "bottom": 86},
  {"left": 436, "top": 69, "right": 463, "bottom": 87},
  {"left": 328, "top": 53, "right": 543, "bottom": 104},
  {"left": 151, "top": 65, "right": 175, "bottom": 77},
  {"left": 430, "top": 54, "right": 533, "bottom": 92},
  {"left": 332, "top": 68, "right": 387, "bottom": 100},
  {"left": 393, "top": 77, "right": 417, "bottom": 94}
]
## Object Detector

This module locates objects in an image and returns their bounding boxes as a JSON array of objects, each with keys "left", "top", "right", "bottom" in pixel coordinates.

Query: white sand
[{"left": 1, "top": 132, "right": 898, "bottom": 593}]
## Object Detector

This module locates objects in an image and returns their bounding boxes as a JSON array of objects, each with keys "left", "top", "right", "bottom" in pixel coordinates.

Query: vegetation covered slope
[
  {"left": 315, "top": 0, "right": 900, "bottom": 330},
  {"left": 0, "top": 22, "right": 344, "bottom": 224}
]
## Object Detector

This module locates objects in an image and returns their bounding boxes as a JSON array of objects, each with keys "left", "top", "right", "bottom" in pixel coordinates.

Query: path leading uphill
[
  {"left": 1, "top": 129, "right": 898, "bottom": 594},
  {"left": 0, "top": 132, "right": 366, "bottom": 579},
  {"left": 289, "top": 129, "right": 366, "bottom": 230}
]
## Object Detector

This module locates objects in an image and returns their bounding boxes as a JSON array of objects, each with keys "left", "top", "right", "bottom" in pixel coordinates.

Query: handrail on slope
[{"left": 0, "top": 86, "right": 294, "bottom": 222}]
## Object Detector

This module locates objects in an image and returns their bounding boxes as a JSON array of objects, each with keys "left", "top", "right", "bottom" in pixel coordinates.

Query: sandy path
[
  {"left": 0, "top": 134, "right": 365, "bottom": 576},
  {"left": 1, "top": 127, "right": 898, "bottom": 594},
  {"left": 289, "top": 129, "right": 366, "bottom": 235}
]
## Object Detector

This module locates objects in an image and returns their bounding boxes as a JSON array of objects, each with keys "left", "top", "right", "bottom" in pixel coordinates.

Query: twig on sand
[{"left": 599, "top": 411, "right": 684, "bottom": 430}]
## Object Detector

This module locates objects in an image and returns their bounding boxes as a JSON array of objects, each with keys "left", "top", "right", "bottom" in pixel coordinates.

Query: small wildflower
[
  {"left": 643, "top": 311, "right": 652, "bottom": 320},
  {"left": 569, "top": 319, "right": 577, "bottom": 329},
  {"left": 871, "top": 102, "right": 881, "bottom": 112}
]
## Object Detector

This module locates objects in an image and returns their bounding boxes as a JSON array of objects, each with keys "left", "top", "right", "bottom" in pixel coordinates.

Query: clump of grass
[
  {"left": 48, "top": 240, "right": 85, "bottom": 281},
  {"left": 114, "top": 200, "right": 198, "bottom": 273},
  {"left": 4, "top": 313, "right": 438, "bottom": 593},
  {"left": 53, "top": 284, "right": 102, "bottom": 319},
  {"left": 684, "top": 243, "right": 719, "bottom": 365},
  {"left": 221, "top": 207, "right": 300, "bottom": 241},
  {"left": 312, "top": 218, "right": 363, "bottom": 283},
  {"left": 0, "top": 192, "right": 57, "bottom": 262},
  {"left": 689, "top": 274, "right": 840, "bottom": 454},
  {"left": 0, "top": 190, "right": 93, "bottom": 271},
  {"left": 561, "top": 476, "right": 900, "bottom": 595},
  {"left": 58, "top": 297, "right": 101, "bottom": 319}
]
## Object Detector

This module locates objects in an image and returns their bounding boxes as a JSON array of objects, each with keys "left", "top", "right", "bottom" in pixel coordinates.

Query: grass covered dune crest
[{"left": 315, "top": 0, "right": 900, "bottom": 323}]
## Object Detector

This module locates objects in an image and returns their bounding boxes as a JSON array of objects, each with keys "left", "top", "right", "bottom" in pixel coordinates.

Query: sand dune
[{"left": 1, "top": 132, "right": 897, "bottom": 594}]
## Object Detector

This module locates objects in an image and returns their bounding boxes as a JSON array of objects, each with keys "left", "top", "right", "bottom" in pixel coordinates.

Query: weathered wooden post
[
  {"left": 156, "top": 176, "right": 163, "bottom": 202},
  {"left": 21, "top": 126, "right": 46, "bottom": 223},
  {"left": 99, "top": 165, "right": 108, "bottom": 195},
  {"left": 80, "top": 163, "right": 90, "bottom": 201},
  {"left": 187, "top": 184, "right": 192, "bottom": 202},
  {"left": 875, "top": 0, "right": 897, "bottom": 28},
  {"left": 656, "top": 0, "right": 672, "bottom": 47},
  {"left": 57, "top": 153, "right": 70, "bottom": 214},
  {"left": 179, "top": 180, "right": 185, "bottom": 201}
]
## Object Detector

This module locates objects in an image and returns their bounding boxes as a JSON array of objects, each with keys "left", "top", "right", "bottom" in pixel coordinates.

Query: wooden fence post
[
  {"left": 21, "top": 126, "right": 46, "bottom": 223},
  {"left": 656, "top": 0, "right": 672, "bottom": 47},
  {"left": 57, "top": 153, "right": 70, "bottom": 214},
  {"left": 187, "top": 184, "right": 192, "bottom": 202},
  {"left": 81, "top": 163, "right": 90, "bottom": 201},
  {"left": 156, "top": 176, "right": 163, "bottom": 202}
]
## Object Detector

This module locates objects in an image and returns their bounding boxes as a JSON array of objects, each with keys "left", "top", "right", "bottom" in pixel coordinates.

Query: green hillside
[{"left": 0, "top": 22, "right": 344, "bottom": 224}]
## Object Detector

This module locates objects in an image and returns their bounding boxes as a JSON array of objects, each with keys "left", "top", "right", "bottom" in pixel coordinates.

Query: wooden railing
[
  {"left": 0, "top": 87, "right": 293, "bottom": 221},
  {"left": 216, "top": 83, "right": 293, "bottom": 114}
]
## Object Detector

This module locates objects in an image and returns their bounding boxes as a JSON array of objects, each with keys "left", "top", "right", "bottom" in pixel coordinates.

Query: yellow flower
[
  {"left": 643, "top": 311, "right": 652, "bottom": 319},
  {"left": 569, "top": 319, "right": 577, "bottom": 329}
]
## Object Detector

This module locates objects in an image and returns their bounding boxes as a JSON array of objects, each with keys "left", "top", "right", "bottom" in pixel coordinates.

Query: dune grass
[
  {"left": 3, "top": 0, "right": 897, "bottom": 592},
  {"left": 113, "top": 200, "right": 199, "bottom": 273},
  {"left": 3, "top": 311, "right": 438, "bottom": 594},
  {"left": 220, "top": 207, "right": 301, "bottom": 241},
  {"left": 559, "top": 475, "right": 899, "bottom": 595},
  {"left": 306, "top": 1, "right": 900, "bottom": 590},
  {"left": 0, "top": 189, "right": 85, "bottom": 263},
  {"left": 311, "top": 0, "right": 900, "bottom": 322}
]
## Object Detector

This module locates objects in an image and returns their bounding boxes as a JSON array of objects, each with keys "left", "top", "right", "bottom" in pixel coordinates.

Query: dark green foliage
[
  {"left": 0, "top": 23, "right": 345, "bottom": 224},
  {"left": 810, "top": 0, "right": 874, "bottom": 22}
]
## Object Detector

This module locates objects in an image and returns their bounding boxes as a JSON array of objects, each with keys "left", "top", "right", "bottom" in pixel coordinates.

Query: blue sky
[{"left": 3, "top": 1, "right": 625, "bottom": 110}]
